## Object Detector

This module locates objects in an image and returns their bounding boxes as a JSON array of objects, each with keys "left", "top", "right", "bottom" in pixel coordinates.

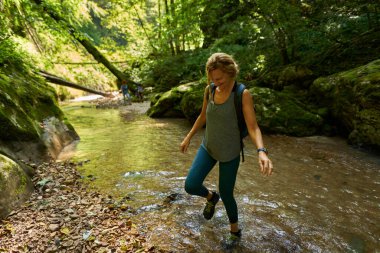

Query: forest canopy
[{"left": 1, "top": 0, "right": 379, "bottom": 93}]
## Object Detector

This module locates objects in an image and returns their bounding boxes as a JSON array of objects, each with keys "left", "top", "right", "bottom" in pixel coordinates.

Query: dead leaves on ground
[{"left": 0, "top": 161, "right": 163, "bottom": 253}]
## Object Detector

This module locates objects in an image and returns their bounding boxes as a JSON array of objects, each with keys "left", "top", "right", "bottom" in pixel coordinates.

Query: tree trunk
[
  {"left": 133, "top": 5, "right": 157, "bottom": 53},
  {"left": 164, "top": 0, "right": 176, "bottom": 55},
  {"left": 275, "top": 28, "right": 291, "bottom": 65},
  {"left": 158, "top": 0, "right": 162, "bottom": 40},
  {"left": 39, "top": 71, "right": 113, "bottom": 97},
  {"left": 31, "top": 0, "right": 136, "bottom": 91},
  {"left": 170, "top": 0, "right": 181, "bottom": 54}
]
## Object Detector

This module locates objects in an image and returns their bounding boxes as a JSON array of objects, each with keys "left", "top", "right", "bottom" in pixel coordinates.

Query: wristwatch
[{"left": 257, "top": 147, "right": 268, "bottom": 154}]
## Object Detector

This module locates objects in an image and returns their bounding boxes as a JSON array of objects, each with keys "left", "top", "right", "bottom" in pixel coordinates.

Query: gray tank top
[{"left": 202, "top": 91, "right": 241, "bottom": 162}]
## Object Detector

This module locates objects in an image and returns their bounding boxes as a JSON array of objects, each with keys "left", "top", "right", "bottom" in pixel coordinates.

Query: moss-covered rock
[
  {"left": 253, "top": 64, "right": 314, "bottom": 91},
  {"left": 0, "top": 67, "right": 79, "bottom": 218},
  {"left": 310, "top": 59, "right": 380, "bottom": 147},
  {"left": 251, "top": 87, "right": 323, "bottom": 136},
  {"left": 278, "top": 65, "right": 314, "bottom": 89},
  {"left": 0, "top": 154, "right": 34, "bottom": 218},
  {"left": 180, "top": 84, "right": 205, "bottom": 123},
  {"left": 0, "top": 68, "right": 79, "bottom": 161},
  {"left": 147, "top": 82, "right": 199, "bottom": 118}
]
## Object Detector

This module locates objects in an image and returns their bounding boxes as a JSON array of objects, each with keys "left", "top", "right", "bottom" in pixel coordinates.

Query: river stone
[
  {"left": 310, "top": 59, "right": 380, "bottom": 147},
  {"left": 0, "top": 154, "right": 34, "bottom": 219}
]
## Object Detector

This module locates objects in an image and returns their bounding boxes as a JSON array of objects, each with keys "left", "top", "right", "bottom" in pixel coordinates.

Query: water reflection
[{"left": 61, "top": 102, "right": 380, "bottom": 252}]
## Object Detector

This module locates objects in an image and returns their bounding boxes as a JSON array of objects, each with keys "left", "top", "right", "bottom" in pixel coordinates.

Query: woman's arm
[
  {"left": 242, "top": 90, "right": 273, "bottom": 176},
  {"left": 180, "top": 86, "right": 209, "bottom": 153}
]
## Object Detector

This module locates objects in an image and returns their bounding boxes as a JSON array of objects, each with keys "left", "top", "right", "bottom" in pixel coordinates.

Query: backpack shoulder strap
[
  {"left": 233, "top": 82, "right": 247, "bottom": 162},
  {"left": 207, "top": 83, "right": 216, "bottom": 102},
  {"left": 233, "top": 82, "right": 246, "bottom": 128}
]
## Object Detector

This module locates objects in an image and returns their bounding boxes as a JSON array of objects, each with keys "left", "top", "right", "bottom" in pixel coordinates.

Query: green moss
[
  {"left": 251, "top": 87, "right": 323, "bottom": 136},
  {"left": 181, "top": 85, "right": 204, "bottom": 123},
  {"left": 309, "top": 59, "right": 380, "bottom": 147},
  {"left": 147, "top": 88, "right": 184, "bottom": 117},
  {"left": 0, "top": 172, "right": 4, "bottom": 192},
  {"left": 0, "top": 67, "right": 67, "bottom": 141},
  {"left": 15, "top": 169, "right": 28, "bottom": 195}
]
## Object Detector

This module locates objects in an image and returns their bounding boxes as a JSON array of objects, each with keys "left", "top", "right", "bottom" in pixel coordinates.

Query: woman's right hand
[{"left": 180, "top": 136, "right": 191, "bottom": 153}]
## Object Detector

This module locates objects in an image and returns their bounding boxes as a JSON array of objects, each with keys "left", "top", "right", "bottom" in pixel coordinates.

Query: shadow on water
[{"left": 61, "top": 101, "right": 380, "bottom": 253}]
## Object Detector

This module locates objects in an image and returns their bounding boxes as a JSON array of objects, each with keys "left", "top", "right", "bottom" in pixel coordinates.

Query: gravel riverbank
[{"left": 0, "top": 161, "right": 162, "bottom": 253}]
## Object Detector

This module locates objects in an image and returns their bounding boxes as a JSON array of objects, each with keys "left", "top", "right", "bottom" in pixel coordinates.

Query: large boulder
[
  {"left": 180, "top": 84, "right": 205, "bottom": 123},
  {"left": 310, "top": 59, "right": 380, "bottom": 147},
  {"left": 0, "top": 68, "right": 79, "bottom": 218},
  {"left": 0, "top": 154, "right": 34, "bottom": 218},
  {"left": 253, "top": 64, "right": 314, "bottom": 90},
  {"left": 147, "top": 82, "right": 200, "bottom": 118},
  {"left": 278, "top": 65, "right": 314, "bottom": 89},
  {"left": 0, "top": 70, "right": 79, "bottom": 162},
  {"left": 250, "top": 87, "right": 323, "bottom": 136}
]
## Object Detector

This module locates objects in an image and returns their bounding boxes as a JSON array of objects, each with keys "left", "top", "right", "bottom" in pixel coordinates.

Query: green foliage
[
  {"left": 2, "top": 0, "right": 379, "bottom": 95},
  {"left": 138, "top": 42, "right": 269, "bottom": 91},
  {"left": 138, "top": 49, "right": 210, "bottom": 91},
  {"left": 0, "top": 67, "right": 63, "bottom": 141},
  {"left": 0, "top": 35, "right": 34, "bottom": 73}
]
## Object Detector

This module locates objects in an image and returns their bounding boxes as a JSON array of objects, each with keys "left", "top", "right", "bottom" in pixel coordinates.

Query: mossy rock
[
  {"left": 180, "top": 85, "right": 205, "bottom": 123},
  {"left": 253, "top": 64, "right": 314, "bottom": 90},
  {"left": 0, "top": 70, "right": 62, "bottom": 141},
  {"left": 149, "top": 93, "right": 162, "bottom": 106},
  {"left": 250, "top": 87, "right": 323, "bottom": 136},
  {"left": 278, "top": 65, "right": 314, "bottom": 89},
  {"left": 310, "top": 59, "right": 380, "bottom": 147},
  {"left": 0, "top": 154, "right": 34, "bottom": 219},
  {"left": 147, "top": 82, "right": 200, "bottom": 118},
  {"left": 147, "top": 89, "right": 183, "bottom": 117},
  {"left": 0, "top": 68, "right": 79, "bottom": 161}
]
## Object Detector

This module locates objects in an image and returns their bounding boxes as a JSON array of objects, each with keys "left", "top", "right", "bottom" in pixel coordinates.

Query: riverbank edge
[{"left": 0, "top": 160, "right": 164, "bottom": 253}]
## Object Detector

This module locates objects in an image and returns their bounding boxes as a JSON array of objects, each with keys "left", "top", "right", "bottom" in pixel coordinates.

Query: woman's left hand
[{"left": 258, "top": 152, "right": 273, "bottom": 176}]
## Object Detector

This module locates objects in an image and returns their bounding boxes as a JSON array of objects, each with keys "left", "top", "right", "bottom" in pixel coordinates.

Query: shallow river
[{"left": 61, "top": 101, "right": 380, "bottom": 253}]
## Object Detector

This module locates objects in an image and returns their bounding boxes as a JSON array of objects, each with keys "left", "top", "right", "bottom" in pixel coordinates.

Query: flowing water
[{"left": 60, "top": 101, "right": 380, "bottom": 253}]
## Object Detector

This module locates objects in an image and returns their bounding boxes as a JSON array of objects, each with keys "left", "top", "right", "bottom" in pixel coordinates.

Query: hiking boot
[
  {"left": 222, "top": 229, "right": 242, "bottom": 250},
  {"left": 203, "top": 191, "right": 219, "bottom": 220}
]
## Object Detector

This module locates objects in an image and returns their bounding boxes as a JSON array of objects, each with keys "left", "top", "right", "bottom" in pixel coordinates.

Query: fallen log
[
  {"left": 39, "top": 70, "right": 113, "bottom": 97},
  {"left": 32, "top": 0, "right": 138, "bottom": 92}
]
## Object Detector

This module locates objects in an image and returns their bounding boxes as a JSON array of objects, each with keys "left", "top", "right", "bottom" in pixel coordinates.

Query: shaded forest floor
[{"left": 0, "top": 157, "right": 161, "bottom": 253}]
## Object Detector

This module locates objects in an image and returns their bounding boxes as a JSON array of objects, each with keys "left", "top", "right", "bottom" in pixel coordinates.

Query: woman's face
[{"left": 210, "top": 69, "right": 233, "bottom": 87}]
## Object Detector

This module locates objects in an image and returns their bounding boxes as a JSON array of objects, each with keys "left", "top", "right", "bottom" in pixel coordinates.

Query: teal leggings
[{"left": 184, "top": 145, "right": 240, "bottom": 223}]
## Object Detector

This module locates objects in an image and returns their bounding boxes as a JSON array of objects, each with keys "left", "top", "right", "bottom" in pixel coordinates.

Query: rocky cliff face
[{"left": 0, "top": 68, "right": 79, "bottom": 218}]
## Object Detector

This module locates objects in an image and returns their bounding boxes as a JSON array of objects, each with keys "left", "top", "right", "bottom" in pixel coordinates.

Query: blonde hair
[{"left": 205, "top": 53, "right": 239, "bottom": 85}]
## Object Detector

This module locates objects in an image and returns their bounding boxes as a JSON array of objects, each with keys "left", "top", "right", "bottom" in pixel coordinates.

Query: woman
[{"left": 180, "top": 53, "right": 273, "bottom": 244}]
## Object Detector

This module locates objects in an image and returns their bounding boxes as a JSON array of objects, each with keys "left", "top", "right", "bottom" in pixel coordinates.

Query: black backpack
[{"left": 209, "top": 82, "right": 249, "bottom": 162}]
